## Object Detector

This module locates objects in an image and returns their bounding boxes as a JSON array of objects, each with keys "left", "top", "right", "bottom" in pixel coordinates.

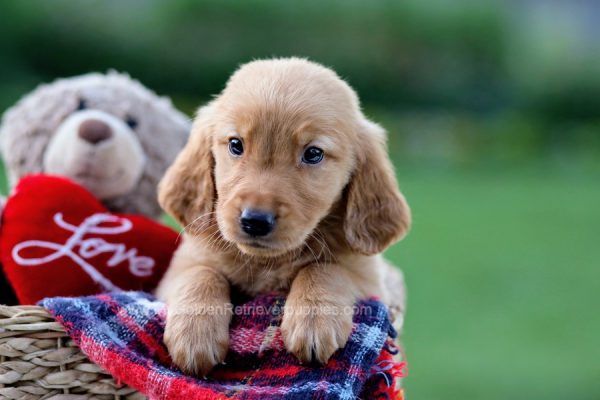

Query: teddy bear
[{"left": 0, "top": 72, "right": 191, "bottom": 304}]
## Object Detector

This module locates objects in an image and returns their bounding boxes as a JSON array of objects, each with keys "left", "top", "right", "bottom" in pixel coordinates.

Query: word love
[{"left": 12, "top": 213, "right": 155, "bottom": 291}]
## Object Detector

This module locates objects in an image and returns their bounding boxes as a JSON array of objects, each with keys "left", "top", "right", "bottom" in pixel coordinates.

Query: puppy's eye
[
  {"left": 77, "top": 99, "right": 87, "bottom": 111},
  {"left": 228, "top": 138, "right": 244, "bottom": 156},
  {"left": 302, "top": 146, "right": 324, "bottom": 164},
  {"left": 125, "top": 115, "right": 138, "bottom": 129}
]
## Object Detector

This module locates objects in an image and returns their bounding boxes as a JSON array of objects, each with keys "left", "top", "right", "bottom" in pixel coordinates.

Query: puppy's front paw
[
  {"left": 281, "top": 300, "right": 354, "bottom": 364},
  {"left": 164, "top": 308, "right": 230, "bottom": 376}
]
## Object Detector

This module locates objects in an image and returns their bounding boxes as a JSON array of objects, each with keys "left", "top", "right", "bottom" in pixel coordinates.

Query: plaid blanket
[{"left": 42, "top": 291, "right": 406, "bottom": 400}]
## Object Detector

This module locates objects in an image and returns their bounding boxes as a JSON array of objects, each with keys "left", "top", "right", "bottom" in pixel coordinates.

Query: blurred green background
[{"left": 1, "top": 1, "right": 599, "bottom": 399}]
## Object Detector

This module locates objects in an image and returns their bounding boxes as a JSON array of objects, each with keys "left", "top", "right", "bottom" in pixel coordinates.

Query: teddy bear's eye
[
  {"left": 125, "top": 115, "right": 138, "bottom": 129},
  {"left": 77, "top": 99, "right": 87, "bottom": 111}
]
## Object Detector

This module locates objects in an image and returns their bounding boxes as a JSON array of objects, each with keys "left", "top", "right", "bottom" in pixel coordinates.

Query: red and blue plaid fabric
[{"left": 41, "top": 291, "right": 405, "bottom": 399}]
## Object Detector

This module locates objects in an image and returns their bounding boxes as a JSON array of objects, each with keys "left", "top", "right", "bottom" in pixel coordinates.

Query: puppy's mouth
[
  {"left": 237, "top": 238, "right": 276, "bottom": 250},
  {"left": 245, "top": 241, "right": 269, "bottom": 249},
  {"left": 234, "top": 238, "right": 288, "bottom": 257}
]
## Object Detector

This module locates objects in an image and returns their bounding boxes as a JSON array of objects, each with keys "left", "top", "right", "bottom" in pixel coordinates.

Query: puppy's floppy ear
[
  {"left": 158, "top": 105, "right": 216, "bottom": 228},
  {"left": 343, "top": 118, "right": 411, "bottom": 255}
]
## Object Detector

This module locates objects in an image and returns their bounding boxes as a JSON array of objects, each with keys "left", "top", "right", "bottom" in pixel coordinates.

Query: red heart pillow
[{"left": 0, "top": 175, "right": 179, "bottom": 304}]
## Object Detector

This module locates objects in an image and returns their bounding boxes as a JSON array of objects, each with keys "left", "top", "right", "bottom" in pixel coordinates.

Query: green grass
[{"left": 386, "top": 164, "right": 600, "bottom": 400}]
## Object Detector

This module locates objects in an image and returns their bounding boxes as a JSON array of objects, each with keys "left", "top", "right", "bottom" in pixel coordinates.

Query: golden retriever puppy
[{"left": 156, "top": 58, "right": 410, "bottom": 376}]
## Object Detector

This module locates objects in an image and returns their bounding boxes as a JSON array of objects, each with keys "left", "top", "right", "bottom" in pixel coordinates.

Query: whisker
[
  {"left": 304, "top": 239, "right": 321, "bottom": 270},
  {"left": 176, "top": 211, "right": 217, "bottom": 241},
  {"left": 313, "top": 228, "right": 338, "bottom": 264}
]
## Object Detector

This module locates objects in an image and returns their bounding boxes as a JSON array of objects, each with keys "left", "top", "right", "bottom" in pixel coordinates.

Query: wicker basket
[{"left": 0, "top": 304, "right": 143, "bottom": 400}]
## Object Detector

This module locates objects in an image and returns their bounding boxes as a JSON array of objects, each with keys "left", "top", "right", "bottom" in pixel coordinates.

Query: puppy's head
[{"left": 160, "top": 58, "right": 410, "bottom": 257}]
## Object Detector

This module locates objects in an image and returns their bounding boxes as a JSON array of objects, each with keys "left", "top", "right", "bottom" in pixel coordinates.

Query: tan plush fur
[{"left": 156, "top": 58, "right": 410, "bottom": 375}]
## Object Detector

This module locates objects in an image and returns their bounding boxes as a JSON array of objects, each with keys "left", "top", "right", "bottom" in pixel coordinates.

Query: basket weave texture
[{"left": 0, "top": 304, "right": 143, "bottom": 400}]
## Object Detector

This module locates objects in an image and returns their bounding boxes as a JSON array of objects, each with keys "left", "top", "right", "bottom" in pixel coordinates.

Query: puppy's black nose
[
  {"left": 78, "top": 119, "right": 112, "bottom": 144},
  {"left": 240, "top": 209, "right": 275, "bottom": 237}
]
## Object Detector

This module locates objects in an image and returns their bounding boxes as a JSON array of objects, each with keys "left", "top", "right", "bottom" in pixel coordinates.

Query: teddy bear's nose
[{"left": 78, "top": 119, "right": 113, "bottom": 144}]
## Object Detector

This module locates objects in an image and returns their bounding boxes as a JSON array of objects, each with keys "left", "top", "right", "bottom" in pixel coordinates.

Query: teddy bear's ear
[
  {"left": 158, "top": 105, "right": 216, "bottom": 229},
  {"left": 0, "top": 80, "right": 75, "bottom": 188}
]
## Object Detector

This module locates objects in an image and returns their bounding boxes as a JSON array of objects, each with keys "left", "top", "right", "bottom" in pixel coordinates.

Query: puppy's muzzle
[{"left": 240, "top": 209, "right": 275, "bottom": 237}]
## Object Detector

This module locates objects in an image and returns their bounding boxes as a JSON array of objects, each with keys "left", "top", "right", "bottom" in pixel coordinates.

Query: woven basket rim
[{"left": 0, "top": 304, "right": 65, "bottom": 333}]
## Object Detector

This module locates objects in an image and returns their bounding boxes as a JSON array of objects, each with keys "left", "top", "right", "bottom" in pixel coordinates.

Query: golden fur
[{"left": 156, "top": 58, "right": 411, "bottom": 375}]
